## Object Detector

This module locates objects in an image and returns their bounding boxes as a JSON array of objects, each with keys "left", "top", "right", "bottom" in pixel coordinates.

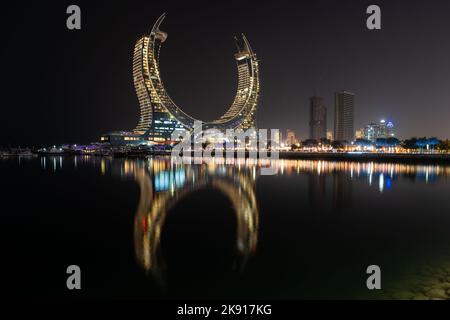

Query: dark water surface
[{"left": 1, "top": 156, "right": 450, "bottom": 299}]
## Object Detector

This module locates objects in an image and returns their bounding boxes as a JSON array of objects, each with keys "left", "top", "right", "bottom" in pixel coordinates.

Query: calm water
[{"left": 2, "top": 156, "right": 450, "bottom": 299}]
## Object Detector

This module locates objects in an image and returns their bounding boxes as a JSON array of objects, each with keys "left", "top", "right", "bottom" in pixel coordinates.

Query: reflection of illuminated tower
[
  {"left": 131, "top": 159, "right": 259, "bottom": 282},
  {"left": 332, "top": 171, "right": 352, "bottom": 212},
  {"left": 308, "top": 172, "right": 327, "bottom": 209}
]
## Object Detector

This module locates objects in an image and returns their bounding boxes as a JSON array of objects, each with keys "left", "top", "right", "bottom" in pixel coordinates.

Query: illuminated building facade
[
  {"left": 364, "top": 120, "right": 395, "bottom": 142},
  {"left": 102, "top": 13, "right": 260, "bottom": 145},
  {"left": 326, "top": 130, "right": 333, "bottom": 141},
  {"left": 286, "top": 129, "right": 297, "bottom": 146},
  {"left": 355, "top": 128, "right": 365, "bottom": 140}
]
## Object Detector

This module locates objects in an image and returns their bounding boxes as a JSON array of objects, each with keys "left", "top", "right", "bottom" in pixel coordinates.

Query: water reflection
[
  {"left": 36, "top": 156, "right": 450, "bottom": 186},
  {"left": 39, "top": 156, "right": 64, "bottom": 171},
  {"left": 37, "top": 156, "right": 450, "bottom": 225},
  {"left": 30, "top": 156, "right": 450, "bottom": 298},
  {"left": 130, "top": 158, "right": 259, "bottom": 283},
  {"left": 274, "top": 160, "right": 449, "bottom": 189}
]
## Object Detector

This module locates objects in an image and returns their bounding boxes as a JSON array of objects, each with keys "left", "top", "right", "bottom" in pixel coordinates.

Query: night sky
[{"left": 2, "top": 0, "right": 450, "bottom": 146}]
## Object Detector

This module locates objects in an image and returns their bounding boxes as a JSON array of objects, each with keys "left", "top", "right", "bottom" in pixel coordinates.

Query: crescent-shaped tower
[{"left": 101, "top": 13, "right": 260, "bottom": 145}]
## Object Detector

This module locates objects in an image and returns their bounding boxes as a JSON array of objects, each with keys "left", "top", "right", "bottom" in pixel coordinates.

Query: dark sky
[{"left": 2, "top": 0, "right": 450, "bottom": 146}]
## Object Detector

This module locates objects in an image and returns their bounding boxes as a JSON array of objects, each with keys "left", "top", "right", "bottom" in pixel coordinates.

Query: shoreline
[{"left": 3, "top": 151, "right": 450, "bottom": 164}]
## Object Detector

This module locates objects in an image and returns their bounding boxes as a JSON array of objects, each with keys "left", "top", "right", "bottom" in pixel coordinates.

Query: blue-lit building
[{"left": 364, "top": 119, "right": 395, "bottom": 142}]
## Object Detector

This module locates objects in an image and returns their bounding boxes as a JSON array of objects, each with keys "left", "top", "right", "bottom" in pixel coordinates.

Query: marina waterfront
[{"left": 1, "top": 156, "right": 450, "bottom": 299}]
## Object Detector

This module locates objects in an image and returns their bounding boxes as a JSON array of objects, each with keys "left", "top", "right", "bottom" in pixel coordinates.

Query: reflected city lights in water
[
  {"left": 35, "top": 156, "right": 450, "bottom": 192},
  {"left": 5, "top": 155, "right": 449, "bottom": 299},
  {"left": 130, "top": 160, "right": 259, "bottom": 284}
]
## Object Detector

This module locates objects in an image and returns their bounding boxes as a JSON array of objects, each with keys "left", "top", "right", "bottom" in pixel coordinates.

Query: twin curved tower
[{"left": 131, "top": 13, "right": 260, "bottom": 143}]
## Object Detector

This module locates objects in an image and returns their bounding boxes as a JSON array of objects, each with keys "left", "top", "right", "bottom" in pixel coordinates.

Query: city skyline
[
  {"left": 2, "top": 1, "right": 450, "bottom": 303},
  {"left": 2, "top": 0, "right": 450, "bottom": 146}
]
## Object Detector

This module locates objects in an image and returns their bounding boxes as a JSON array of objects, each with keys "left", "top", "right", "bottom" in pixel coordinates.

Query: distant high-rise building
[
  {"left": 286, "top": 129, "right": 297, "bottom": 146},
  {"left": 309, "top": 96, "right": 327, "bottom": 140},
  {"left": 326, "top": 131, "right": 333, "bottom": 141},
  {"left": 355, "top": 128, "right": 365, "bottom": 140},
  {"left": 334, "top": 91, "right": 355, "bottom": 142},
  {"left": 277, "top": 131, "right": 283, "bottom": 145},
  {"left": 364, "top": 119, "right": 395, "bottom": 141},
  {"left": 364, "top": 123, "right": 377, "bottom": 141}
]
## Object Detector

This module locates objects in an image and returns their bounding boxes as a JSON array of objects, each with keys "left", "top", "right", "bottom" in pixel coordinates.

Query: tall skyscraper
[
  {"left": 309, "top": 96, "right": 327, "bottom": 140},
  {"left": 334, "top": 91, "right": 355, "bottom": 142},
  {"left": 101, "top": 14, "right": 260, "bottom": 145}
]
